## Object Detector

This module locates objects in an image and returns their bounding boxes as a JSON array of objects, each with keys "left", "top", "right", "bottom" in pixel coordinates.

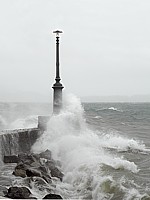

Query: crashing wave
[{"left": 32, "top": 94, "right": 148, "bottom": 199}]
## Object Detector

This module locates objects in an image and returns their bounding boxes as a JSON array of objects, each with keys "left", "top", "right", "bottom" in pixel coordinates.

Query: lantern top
[{"left": 53, "top": 30, "right": 63, "bottom": 36}]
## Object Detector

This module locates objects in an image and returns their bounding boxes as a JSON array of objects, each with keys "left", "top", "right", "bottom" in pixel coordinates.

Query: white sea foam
[
  {"left": 108, "top": 107, "right": 121, "bottom": 111},
  {"left": 32, "top": 94, "right": 147, "bottom": 199},
  {"left": 96, "top": 107, "right": 123, "bottom": 112},
  {"left": 98, "top": 132, "right": 148, "bottom": 153},
  {"left": 9, "top": 115, "right": 38, "bottom": 129},
  {"left": 94, "top": 116, "right": 102, "bottom": 119},
  {"left": 108, "top": 107, "right": 117, "bottom": 110},
  {"left": 0, "top": 115, "right": 7, "bottom": 129}
]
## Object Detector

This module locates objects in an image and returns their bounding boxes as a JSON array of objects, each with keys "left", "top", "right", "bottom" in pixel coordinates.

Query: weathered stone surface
[
  {"left": 38, "top": 165, "right": 48, "bottom": 174},
  {"left": 1, "top": 128, "right": 40, "bottom": 158},
  {"left": 13, "top": 162, "right": 28, "bottom": 177},
  {"left": 5, "top": 186, "right": 31, "bottom": 199},
  {"left": 13, "top": 168, "right": 26, "bottom": 178},
  {"left": 18, "top": 129, "right": 40, "bottom": 153},
  {"left": 51, "top": 167, "right": 64, "bottom": 181},
  {"left": 26, "top": 168, "right": 42, "bottom": 177},
  {"left": 11, "top": 150, "right": 63, "bottom": 199},
  {"left": 46, "top": 160, "right": 64, "bottom": 181},
  {"left": 40, "top": 149, "right": 52, "bottom": 160},
  {"left": 13, "top": 151, "right": 61, "bottom": 182},
  {"left": 3, "top": 155, "right": 19, "bottom": 163},
  {"left": 0, "top": 129, "right": 65, "bottom": 199},
  {"left": 18, "top": 153, "right": 40, "bottom": 164},
  {"left": 43, "top": 193, "right": 63, "bottom": 199}
]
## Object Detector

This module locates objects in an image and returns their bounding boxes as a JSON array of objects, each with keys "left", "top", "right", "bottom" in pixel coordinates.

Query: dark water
[
  {"left": 0, "top": 101, "right": 150, "bottom": 199},
  {"left": 84, "top": 103, "right": 150, "bottom": 199},
  {"left": 84, "top": 103, "right": 150, "bottom": 146}
]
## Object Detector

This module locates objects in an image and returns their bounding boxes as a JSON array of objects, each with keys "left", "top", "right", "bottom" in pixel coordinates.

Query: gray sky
[{"left": 0, "top": 0, "right": 150, "bottom": 102}]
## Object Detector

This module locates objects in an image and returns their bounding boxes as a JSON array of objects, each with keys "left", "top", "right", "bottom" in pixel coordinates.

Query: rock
[
  {"left": 51, "top": 167, "right": 64, "bottom": 181},
  {"left": 15, "top": 162, "right": 27, "bottom": 170},
  {"left": 38, "top": 165, "right": 49, "bottom": 174},
  {"left": 46, "top": 160, "right": 56, "bottom": 169},
  {"left": 13, "top": 162, "right": 27, "bottom": 178},
  {"left": 13, "top": 151, "right": 63, "bottom": 184},
  {"left": 13, "top": 160, "right": 52, "bottom": 183},
  {"left": 43, "top": 193, "right": 63, "bottom": 199},
  {"left": 3, "top": 155, "right": 19, "bottom": 163},
  {"left": 18, "top": 153, "right": 40, "bottom": 164},
  {"left": 13, "top": 168, "right": 26, "bottom": 178},
  {"left": 26, "top": 168, "right": 42, "bottom": 177},
  {"left": 46, "top": 160, "right": 64, "bottom": 181},
  {"left": 5, "top": 186, "right": 31, "bottom": 199},
  {"left": 40, "top": 149, "right": 52, "bottom": 160}
]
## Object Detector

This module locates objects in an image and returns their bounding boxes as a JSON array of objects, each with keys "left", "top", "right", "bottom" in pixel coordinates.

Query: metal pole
[
  {"left": 52, "top": 30, "right": 64, "bottom": 114},
  {"left": 56, "top": 36, "right": 60, "bottom": 82}
]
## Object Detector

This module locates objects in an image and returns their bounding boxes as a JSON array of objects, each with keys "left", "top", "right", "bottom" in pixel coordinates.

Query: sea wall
[{"left": 0, "top": 128, "right": 42, "bottom": 161}]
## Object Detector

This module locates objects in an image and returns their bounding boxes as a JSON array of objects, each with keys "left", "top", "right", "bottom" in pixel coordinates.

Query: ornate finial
[{"left": 53, "top": 30, "right": 63, "bottom": 37}]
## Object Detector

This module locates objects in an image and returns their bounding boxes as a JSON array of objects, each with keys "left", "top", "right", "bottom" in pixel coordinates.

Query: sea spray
[
  {"left": 9, "top": 115, "right": 38, "bottom": 129},
  {"left": 32, "top": 94, "right": 149, "bottom": 199},
  {"left": 0, "top": 115, "right": 7, "bottom": 130}
]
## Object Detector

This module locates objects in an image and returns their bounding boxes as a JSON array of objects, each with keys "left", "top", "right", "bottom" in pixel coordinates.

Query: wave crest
[{"left": 32, "top": 94, "right": 147, "bottom": 199}]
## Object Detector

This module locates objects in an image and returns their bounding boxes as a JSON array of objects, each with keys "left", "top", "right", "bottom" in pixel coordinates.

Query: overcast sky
[{"left": 0, "top": 0, "right": 150, "bottom": 102}]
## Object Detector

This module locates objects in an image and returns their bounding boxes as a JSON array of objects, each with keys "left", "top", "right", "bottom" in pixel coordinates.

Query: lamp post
[{"left": 52, "top": 30, "right": 64, "bottom": 114}]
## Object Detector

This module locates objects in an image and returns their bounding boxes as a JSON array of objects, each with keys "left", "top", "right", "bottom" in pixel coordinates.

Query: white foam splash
[
  {"left": 108, "top": 107, "right": 123, "bottom": 112},
  {"left": 96, "top": 107, "right": 123, "bottom": 112},
  {"left": 98, "top": 132, "right": 149, "bottom": 153},
  {"left": 9, "top": 115, "right": 38, "bottom": 129},
  {"left": 0, "top": 115, "right": 7, "bottom": 130},
  {"left": 32, "top": 94, "right": 147, "bottom": 199},
  {"left": 94, "top": 116, "right": 102, "bottom": 119}
]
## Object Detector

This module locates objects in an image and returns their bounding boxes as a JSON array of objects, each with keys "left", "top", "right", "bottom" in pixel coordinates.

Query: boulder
[
  {"left": 13, "top": 162, "right": 27, "bottom": 178},
  {"left": 51, "top": 167, "right": 64, "bottom": 181},
  {"left": 39, "top": 149, "right": 52, "bottom": 160},
  {"left": 13, "top": 168, "right": 26, "bottom": 178},
  {"left": 26, "top": 168, "right": 42, "bottom": 177},
  {"left": 43, "top": 193, "right": 63, "bottom": 199},
  {"left": 18, "top": 153, "right": 40, "bottom": 164},
  {"left": 46, "top": 160, "right": 64, "bottom": 181},
  {"left": 3, "top": 155, "right": 19, "bottom": 163},
  {"left": 13, "top": 151, "right": 63, "bottom": 182},
  {"left": 38, "top": 165, "right": 49, "bottom": 174},
  {"left": 5, "top": 186, "right": 31, "bottom": 199},
  {"left": 13, "top": 159, "right": 52, "bottom": 183}
]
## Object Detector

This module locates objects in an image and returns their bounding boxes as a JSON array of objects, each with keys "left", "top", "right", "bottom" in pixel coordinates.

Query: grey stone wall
[{"left": 0, "top": 128, "right": 42, "bottom": 161}]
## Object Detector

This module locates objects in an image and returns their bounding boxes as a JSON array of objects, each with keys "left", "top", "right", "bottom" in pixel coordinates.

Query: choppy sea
[{"left": 0, "top": 94, "right": 150, "bottom": 199}]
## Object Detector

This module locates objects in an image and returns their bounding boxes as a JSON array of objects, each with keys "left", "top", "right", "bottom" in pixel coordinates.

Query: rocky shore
[{"left": 3, "top": 150, "right": 63, "bottom": 199}]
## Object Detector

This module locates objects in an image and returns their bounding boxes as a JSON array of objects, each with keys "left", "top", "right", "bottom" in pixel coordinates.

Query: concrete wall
[{"left": 0, "top": 128, "right": 42, "bottom": 161}]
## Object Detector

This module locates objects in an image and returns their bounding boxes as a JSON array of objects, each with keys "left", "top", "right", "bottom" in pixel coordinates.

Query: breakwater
[
  {"left": 0, "top": 122, "right": 64, "bottom": 199},
  {"left": 0, "top": 128, "right": 41, "bottom": 162},
  {"left": 0, "top": 115, "right": 50, "bottom": 161}
]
